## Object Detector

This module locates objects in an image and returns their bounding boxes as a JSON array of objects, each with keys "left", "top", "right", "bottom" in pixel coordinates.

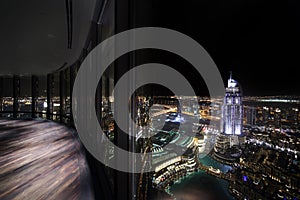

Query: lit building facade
[
  {"left": 221, "top": 74, "right": 243, "bottom": 136},
  {"left": 214, "top": 73, "right": 244, "bottom": 160}
]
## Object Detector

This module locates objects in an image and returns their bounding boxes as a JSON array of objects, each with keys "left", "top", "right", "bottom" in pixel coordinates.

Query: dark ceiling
[{"left": 0, "top": 0, "right": 98, "bottom": 75}]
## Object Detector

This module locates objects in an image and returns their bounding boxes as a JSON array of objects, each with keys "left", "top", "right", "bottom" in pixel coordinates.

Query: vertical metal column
[
  {"left": 46, "top": 74, "right": 53, "bottom": 120},
  {"left": 129, "top": 0, "right": 138, "bottom": 198},
  {"left": 114, "top": 0, "right": 131, "bottom": 199},
  {"left": 95, "top": 76, "right": 102, "bottom": 122}
]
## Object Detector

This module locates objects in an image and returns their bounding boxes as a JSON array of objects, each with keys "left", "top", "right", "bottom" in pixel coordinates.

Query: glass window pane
[
  {"left": 36, "top": 75, "right": 47, "bottom": 118},
  {"left": 61, "top": 68, "right": 71, "bottom": 124},
  {"left": 0, "top": 76, "right": 13, "bottom": 118},
  {"left": 18, "top": 76, "right": 31, "bottom": 118},
  {"left": 52, "top": 72, "right": 60, "bottom": 121}
]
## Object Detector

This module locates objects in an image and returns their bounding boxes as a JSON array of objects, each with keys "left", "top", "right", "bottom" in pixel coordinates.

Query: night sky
[
  {"left": 135, "top": 0, "right": 300, "bottom": 96},
  {"left": 1, "top": 0, "right": 299, "bottom": 96}
]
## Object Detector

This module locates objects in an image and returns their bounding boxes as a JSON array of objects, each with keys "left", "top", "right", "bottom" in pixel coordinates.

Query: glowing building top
[
  {"left": 221, "top": 72, "right": 243, "bottom": 136},
  {"left": 226, "top": 72, "right": 240, "bottom": 93}
]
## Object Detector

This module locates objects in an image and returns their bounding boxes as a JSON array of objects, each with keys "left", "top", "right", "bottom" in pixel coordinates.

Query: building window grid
[{"left": 0, "top": 69, "right": 74, "bottom": 125}]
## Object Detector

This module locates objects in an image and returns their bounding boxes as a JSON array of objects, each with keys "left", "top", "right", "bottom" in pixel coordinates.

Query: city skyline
[{"left": 0, "top": 1, "right": 299, "bottom": 199}]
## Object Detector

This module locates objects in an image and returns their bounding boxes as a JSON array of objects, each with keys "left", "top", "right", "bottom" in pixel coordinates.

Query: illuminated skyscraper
[
  {"left": 221, "top": 73, "right": 243, "bottom": 136},
  {"left": 214, "top": 73, "right": 244, "bottom": 160}
]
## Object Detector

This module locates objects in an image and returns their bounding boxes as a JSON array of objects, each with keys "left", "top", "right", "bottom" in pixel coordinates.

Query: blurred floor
[{"left": 0, "top": 119, "right": 94, "bottom": 200}]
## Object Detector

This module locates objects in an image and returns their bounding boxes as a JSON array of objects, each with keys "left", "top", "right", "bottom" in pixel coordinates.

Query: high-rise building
[
  {"left": 244, "top": 106, "right": 256, "bottom": 126},
  {"left": 214, "top": 73, "right": 244, "bottom": 161},
  {"left": 221, "top": 73, "right": 243, "bottom": 136}
]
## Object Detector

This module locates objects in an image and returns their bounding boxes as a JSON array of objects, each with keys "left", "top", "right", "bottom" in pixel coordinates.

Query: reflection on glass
[
  {"left": 52, "top": 72, "right": 60, "bottom": 121},
  {"left": 61, "top": 68, "right": 71, "bottom": 124},
  {"left": 18, "top": 76, "right": 31, "bottom": 118},
  {"left": 0, "top": 76, "right": 13, "bottom": 118},
  {"left": 36, "top": 75, "right": 47, "bottom": 118}
]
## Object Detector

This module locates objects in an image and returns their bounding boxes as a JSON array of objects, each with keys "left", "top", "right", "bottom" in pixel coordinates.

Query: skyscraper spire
[{"left": 228, "top": 71, "right": 237, "bottom": 88}]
